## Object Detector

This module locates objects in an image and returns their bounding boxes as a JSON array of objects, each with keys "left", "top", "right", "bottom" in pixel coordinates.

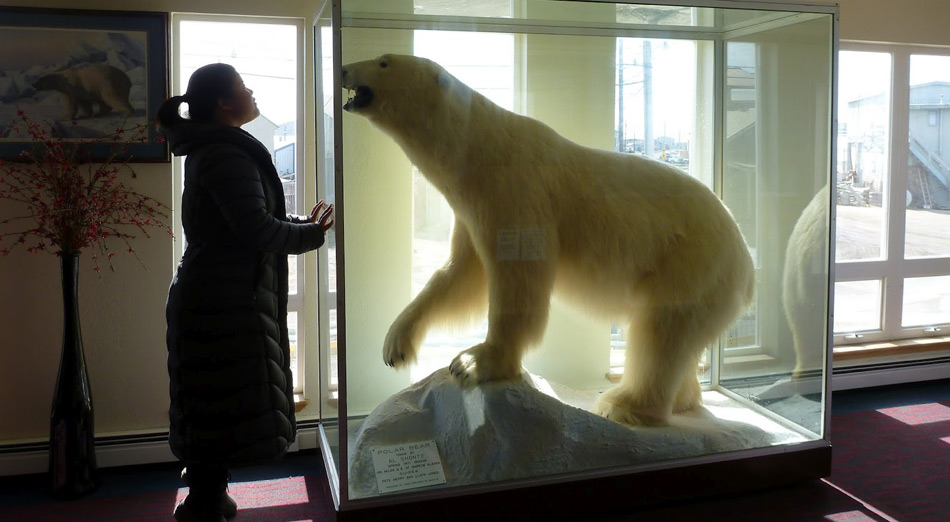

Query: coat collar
[{"left": 162, "top": 120, "right": 271, "bottom": 166}]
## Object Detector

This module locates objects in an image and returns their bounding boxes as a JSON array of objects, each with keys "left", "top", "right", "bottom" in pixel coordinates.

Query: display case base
[{"left": 324, "top": 442, "right": 831, "bottom": 522}]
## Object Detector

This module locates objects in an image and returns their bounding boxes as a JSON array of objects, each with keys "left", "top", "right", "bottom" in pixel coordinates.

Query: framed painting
[{"left": 0, "top": 8, "right": 169, "bottom": 162}]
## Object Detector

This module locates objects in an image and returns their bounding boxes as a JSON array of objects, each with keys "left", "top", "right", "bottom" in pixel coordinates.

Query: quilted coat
[{"left": 164, "top": 122, "right": 325, "bottom": 466}]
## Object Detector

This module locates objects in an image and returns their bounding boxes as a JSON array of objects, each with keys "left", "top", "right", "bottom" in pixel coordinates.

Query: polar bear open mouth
[{"left": 343, "top": 85, "right": 374, "bottom": 111}]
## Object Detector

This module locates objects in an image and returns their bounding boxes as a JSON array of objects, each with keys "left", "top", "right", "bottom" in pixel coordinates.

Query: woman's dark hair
[{"left": 156, "top": 63, "right": 238, "bottom": 127}]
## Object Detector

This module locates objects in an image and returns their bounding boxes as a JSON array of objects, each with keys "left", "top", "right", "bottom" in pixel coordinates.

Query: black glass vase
[{"left": 49, "top": 251, "right": 98, "bottom": 499}]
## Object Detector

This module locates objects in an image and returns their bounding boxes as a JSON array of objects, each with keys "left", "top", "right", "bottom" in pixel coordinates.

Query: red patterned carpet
[
  {"left": 0, "top": 469, "right": 895, "bottom": 522},
  {"left": 2, "top": 393, "right": 949, "bottom": 521},
  {"left": 826, "top": 401, "right": 950, "bottom": 522},
  {"left": 0, "top": 474, "right": 334, "bottom": 522}
]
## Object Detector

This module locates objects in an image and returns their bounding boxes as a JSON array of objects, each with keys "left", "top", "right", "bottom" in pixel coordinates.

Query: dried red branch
[{"left": 0, "top": 111, "right": 173, "bottom": 273}]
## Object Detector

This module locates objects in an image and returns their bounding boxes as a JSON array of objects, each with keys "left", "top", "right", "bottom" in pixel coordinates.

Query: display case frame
[{"left": 312, "top": 1, "right": 839, "bottom": 519}]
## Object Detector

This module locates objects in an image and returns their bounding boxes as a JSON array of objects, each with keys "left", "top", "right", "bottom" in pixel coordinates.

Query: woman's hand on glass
[{"left": 308, "top": 200, "right": 335, "bottom": 232}]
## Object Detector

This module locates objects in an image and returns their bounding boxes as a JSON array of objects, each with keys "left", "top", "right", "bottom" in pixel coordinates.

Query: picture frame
[{"left": 0, "top": 7, "right": 169, "bottom": 162}]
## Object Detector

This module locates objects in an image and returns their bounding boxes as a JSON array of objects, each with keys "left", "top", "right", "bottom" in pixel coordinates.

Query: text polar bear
[
  {"left": 33, "top": 63, "right": 134, "bottom": 120},
  {"left": 341, "top": 54, "right": 755, "bottom": 427}
]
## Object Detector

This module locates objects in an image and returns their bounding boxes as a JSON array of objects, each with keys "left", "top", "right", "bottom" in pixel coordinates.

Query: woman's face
[{"left": 220, "top": 73, "right": 259, "bottom": 126}]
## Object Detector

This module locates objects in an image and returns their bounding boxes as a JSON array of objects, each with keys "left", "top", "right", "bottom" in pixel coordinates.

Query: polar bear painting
[
  {"left": 342, "top": 54, "right": 755, "bottom": 426},
  {"left": 33, "top": 63, "right": 134, "bottom": 120}
]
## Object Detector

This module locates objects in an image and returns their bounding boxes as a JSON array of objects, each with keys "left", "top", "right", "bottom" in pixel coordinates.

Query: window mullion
[
  {"left": 834, "top": 260, "right": 887, "bottom": 281},
  {"left": 882, "top": 48, "right": 911, "bottom": 340}
]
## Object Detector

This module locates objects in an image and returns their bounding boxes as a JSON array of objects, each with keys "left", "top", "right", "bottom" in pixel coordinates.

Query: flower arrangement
[{"left": 0, "top": 110, "right": 171, "bottom": 272}]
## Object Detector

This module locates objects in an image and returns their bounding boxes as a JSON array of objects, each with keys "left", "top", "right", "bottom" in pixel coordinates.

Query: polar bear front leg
[
  {"left": 383, "top": 221, "right": 487, "bottom": 368},
  {"left": 449, "top": 259, "right": 555, "bottom": 386},
  {"left": 382, "top": 308, "right": 427, "bottom": 369}
]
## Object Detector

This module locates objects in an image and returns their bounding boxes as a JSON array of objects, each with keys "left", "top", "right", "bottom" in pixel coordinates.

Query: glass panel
[
  {"left": 347, "top": 1, "right": 714, "bottom": 27},
  {"left": 719, "top": 15, "right": 833, "bottom": 439},
  {"left": 328, "top": 309, "right": 338, "bottom": 388},
  {"left": 721, "top": 38, "right": 761, "bottom": 375},
  {"left": 315, "top": 7, "right": 341, "bottom": 491},
  {"left": 616, "top": 4, "right": 713, "bottom": 26},
  {"left": 721, "top": 9, "right": 797, "bottom": 30},
  {"left": 905, "top": 55, "right": 950, "bottom": 258},
  {"left": 318, "top": 21, "right": 339, "bottom": 393},
  {"left": 330, "top": 0, "right": 832, "bottom": 503},
  {"left": 902, "top": 275, "right": 950, "bottom": 328},
  {"left": 415, "top": 0, "right": 511, "bottom": 17},
  {"left": 834, "top": 280, "right": 883, "bottom": 333},
  {"left": 287, "top": 311, "right": 298, "bottom": 388},
  {"left": 836, "top": 51, "right": 890, "bottom": 262},
  {"left": 288, "top": 255, "right": 297, "bottom": 294}
]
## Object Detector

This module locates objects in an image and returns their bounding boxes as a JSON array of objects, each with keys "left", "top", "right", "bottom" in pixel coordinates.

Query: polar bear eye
[{"left": 379, "top": 61, "right": 388, "bottom": 69}]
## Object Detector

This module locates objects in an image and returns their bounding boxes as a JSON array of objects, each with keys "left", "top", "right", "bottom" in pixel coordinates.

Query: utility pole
[
  {"left": 616, "top": 6, "right": 682, "bottom": 158},
  {"left": 617, "top": 39, "right": 625, "bottom": 151},
  {"left": 643, "top": 39, "right": 654, "bottom": 158}
]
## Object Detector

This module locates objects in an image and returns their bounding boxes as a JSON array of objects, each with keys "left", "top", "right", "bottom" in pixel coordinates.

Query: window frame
[
  {"left": 171, "top": 13, "right": 309, "bottom": 394},
  {"left": 834, "top": 42, "right": 950, "bottom": 347}
]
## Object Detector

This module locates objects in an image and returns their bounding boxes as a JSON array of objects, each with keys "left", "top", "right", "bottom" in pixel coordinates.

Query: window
[
  {"left": 173, "top": 15, "right": 306, "bottom": 390},
  {"left": 834, "top": 46, "right": 950, "bottom": 351}
]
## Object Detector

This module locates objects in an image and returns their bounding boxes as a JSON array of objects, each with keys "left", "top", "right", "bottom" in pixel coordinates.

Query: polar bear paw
[
  {"left": 449, "top": 343, "right": 521, "bottom": 387},
  {"left": 382, "top": 320, "right": 419, "bottom": 369},
  {"left": 595, "top": 387, "right": 670, "bottom": 427}
]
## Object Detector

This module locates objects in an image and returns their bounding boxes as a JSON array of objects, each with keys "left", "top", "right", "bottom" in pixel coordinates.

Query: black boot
[{"left": 174, "top": 464, "right": 237, "bottom": 522}]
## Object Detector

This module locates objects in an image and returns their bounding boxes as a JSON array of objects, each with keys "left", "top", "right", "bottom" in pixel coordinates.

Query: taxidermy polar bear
[{"left": 342, "top": 54, "right": 755, "bottom": 426}]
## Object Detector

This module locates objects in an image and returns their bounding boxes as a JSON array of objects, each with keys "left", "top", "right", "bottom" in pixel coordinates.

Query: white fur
[
  {"left": 782, "top": 185, "right": 829, "bottom": 378},
  {"left": 342, "top": 54, "right": 755, "bottom": 426}
]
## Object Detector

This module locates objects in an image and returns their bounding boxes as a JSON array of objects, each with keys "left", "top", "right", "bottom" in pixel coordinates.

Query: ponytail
[{"left": 156, "top": 95, "right": 187, "bottom": 129}]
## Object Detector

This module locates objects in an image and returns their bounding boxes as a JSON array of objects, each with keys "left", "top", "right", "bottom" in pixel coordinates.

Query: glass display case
[{"left": 313, "top": 0, "right": 837, "bottom": 519}]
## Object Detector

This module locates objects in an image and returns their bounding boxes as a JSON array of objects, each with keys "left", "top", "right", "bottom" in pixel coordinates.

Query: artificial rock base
[{"left": 348, "top": 368, "right": 806, "bottom": 498}]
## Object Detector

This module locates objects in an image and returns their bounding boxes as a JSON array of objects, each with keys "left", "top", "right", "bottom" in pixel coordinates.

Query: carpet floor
[
  {"left": 1, "top": 379, "right": 947, "bottom": 521},
  {"left": 827, "top": 400, "right": 950, "bottom": 522}
]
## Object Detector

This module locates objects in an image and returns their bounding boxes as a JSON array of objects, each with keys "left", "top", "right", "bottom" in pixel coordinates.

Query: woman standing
[{"left": 158, "top": 63, "right": 333, "bottom": 522}]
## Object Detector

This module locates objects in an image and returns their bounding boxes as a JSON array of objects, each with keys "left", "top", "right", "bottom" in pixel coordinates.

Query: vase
[{"left": 48, "top": 251, "right": 98, "bottom": 499}]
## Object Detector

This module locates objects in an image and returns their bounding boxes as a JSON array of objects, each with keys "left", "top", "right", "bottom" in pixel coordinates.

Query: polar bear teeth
[
  {"left": 342, "top": 88, "right": 355, "bottom": 111},
  {"left": 344, "top": 85, "right": 373, "bottom": 110}
]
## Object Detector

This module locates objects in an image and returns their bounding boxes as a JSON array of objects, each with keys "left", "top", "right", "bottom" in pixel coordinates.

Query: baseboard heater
[
  {"left": 0, "top": 420, "right": 321, "bottom": 477},
  {"left": 832, "top": 356, "right": 950, "bottom": 390}
]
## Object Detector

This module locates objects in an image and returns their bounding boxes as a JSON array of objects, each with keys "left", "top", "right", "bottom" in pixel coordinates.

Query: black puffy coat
[{"left": 164, "top": 122, "right": 325, "bottom": 466}]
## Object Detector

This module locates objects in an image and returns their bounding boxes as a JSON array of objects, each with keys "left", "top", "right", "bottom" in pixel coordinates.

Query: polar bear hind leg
[
  {"left": 596, "top": 294, "right": 742, "bottom": 426},
  {"left": 673, "top": 354, "right": 704, "bottom": 413}
]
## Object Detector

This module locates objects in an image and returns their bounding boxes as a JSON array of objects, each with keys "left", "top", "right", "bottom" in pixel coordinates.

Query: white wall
[
  {"left": 0, "top": 0, "right": 320, "bottom": 445},
  {"left": 2, "top": 0, "right": 950, "bottom": 447}
]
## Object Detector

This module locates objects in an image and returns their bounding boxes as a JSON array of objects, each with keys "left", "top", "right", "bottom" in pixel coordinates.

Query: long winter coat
[{"left": 164, "top": 122, "right": 325, "bottom": 466}]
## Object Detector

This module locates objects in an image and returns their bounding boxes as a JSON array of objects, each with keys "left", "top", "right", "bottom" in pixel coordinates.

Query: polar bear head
[{"left": 341, "top": 54, "right": 472, "bottom": 140}]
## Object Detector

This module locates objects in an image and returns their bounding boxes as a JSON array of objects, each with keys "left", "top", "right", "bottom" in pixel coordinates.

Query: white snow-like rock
[{"left": 347, "top": 368, "right": 804, "bottom": 498}]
